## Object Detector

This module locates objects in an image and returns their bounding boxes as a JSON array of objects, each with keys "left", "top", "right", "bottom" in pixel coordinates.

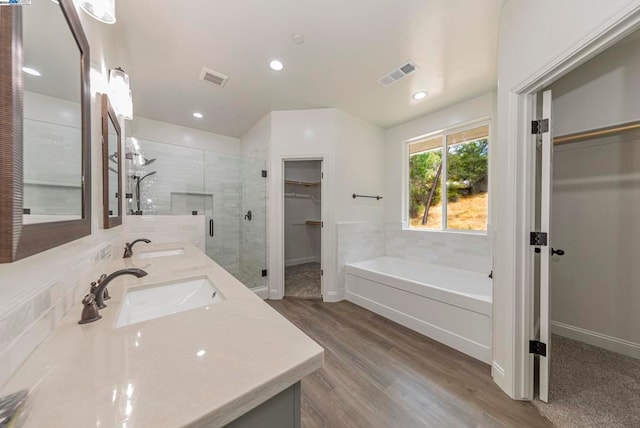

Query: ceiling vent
[
  {"left": 377, "top": 60, "right": 419, "bottom": 87},
  {"left": 199, "top": 67, "right": 229, "bottom": 88}
]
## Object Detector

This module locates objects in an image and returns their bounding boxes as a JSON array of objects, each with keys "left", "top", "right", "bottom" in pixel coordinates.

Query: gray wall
[
  {"left": 552, "top": 32, "right": 640, "bottom": 137},
  {"left": 551, "top": 133, "right": 640, "bottom": 353}
]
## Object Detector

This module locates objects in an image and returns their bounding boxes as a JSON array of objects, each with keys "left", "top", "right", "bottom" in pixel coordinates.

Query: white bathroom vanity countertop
[{"left": 1, "top": 242, "right": 323, "bottom": 427}]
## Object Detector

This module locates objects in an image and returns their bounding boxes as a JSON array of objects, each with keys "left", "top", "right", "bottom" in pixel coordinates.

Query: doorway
[
  {"left": 283, "top": 160, "right": 323, "bottom": 299},
  {"left": 529, "top": 27, "right": 640, "bottom": 426}
]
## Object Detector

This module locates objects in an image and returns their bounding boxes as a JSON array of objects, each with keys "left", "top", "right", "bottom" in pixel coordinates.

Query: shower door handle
[{"left": 209, "top": 219, "right": 214, "bottom": 237}]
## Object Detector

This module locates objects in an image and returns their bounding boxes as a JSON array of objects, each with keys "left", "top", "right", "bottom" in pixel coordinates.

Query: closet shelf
[
  {"left": 305, "top": 220, "right": 322, "bottom": 226},
  {"left": 284, "top": 179, "right": 321, "bottom": 187}
]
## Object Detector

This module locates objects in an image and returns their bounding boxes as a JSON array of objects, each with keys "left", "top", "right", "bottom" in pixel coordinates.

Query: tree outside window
[{"left": 408, "top": 124, "right": 489, "bottom": 231}]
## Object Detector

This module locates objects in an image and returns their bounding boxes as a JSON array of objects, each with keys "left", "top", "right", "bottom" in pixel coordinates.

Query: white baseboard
[
  {"left": 252, "top": 286, "right": 269, "bottom": 300},
  {"left": 268, "top": 289, "right": 282, "bottom": 300},
  {"left": 552, "top": 321, "right": 640, "bottom": 359},
  {"left": 285, "top": 256, "right": 316, "bottom": 267},
  {"left": 492, "top": 362, "right": 508, "bottom": 391},
  {"left": 323, "top": 291, "right": 343, "bottom": 303}
]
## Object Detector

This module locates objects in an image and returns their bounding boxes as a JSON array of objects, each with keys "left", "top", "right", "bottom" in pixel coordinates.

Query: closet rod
[{"left": 554, "top": 120, "right": 640, "bottom": 145}]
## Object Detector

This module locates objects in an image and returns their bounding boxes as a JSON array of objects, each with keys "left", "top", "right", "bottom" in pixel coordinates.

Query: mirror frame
[
  {"left": 102, "top": 94, "right": 122, "bottom": 229},
  {"left": 0, "top": 0, "right": 91, "bottom": 263}
]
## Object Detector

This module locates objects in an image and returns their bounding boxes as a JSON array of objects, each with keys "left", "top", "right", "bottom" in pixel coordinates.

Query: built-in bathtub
[{"left": 345, "top": 256, "right": 492, "bottom": 363}]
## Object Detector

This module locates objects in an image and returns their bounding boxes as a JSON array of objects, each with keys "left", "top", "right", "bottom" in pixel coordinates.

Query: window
[{"left": 408, "top": 123, "right": 489, "bottom": 232}]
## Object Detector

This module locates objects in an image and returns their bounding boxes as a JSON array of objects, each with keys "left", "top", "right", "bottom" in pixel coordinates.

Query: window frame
[{"left": 403, "top": 118, "right": 491, "bottom": 235}]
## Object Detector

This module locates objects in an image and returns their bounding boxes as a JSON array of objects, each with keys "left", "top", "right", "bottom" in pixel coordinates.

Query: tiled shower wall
[
  {"left": 204, "top": 152, "right": 242, "bottom": 277},
  {"left": 238, "top": 157, "right": 268, "bottom": 289},
  {"left": 128, "top": 138, "right": 266, "bottom": 289},
  {"left": 23, "top": 102, "right": 82, "bottom": 217},
  {"left": 124, "top": 216, "right": 205, "bottom": 252}
]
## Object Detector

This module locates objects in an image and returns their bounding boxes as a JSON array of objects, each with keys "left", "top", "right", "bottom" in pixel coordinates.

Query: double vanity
[{"left": 1, "top": 243, "right": 323, "bottom": 427}]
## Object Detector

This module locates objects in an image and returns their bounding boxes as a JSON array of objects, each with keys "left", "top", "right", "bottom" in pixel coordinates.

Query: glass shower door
[{"left": 203, "top": 152, "right": 266, "bottom": 290}]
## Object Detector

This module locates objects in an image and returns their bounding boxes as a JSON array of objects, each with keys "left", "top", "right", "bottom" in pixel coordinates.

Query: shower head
[
  {"left": 141, "top": 157, "right": 156, "bottom": 166},
  {"left": 130, "top": 153, "right": 156, "bottom": 166}
]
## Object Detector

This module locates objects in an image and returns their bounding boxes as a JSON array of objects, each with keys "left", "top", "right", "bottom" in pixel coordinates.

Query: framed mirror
[
  {"left": 0, "top": 0, "right": 91, "bottom": 263},
  {"left": 102, "top": 94, "right": 122, "bottom": 228}
]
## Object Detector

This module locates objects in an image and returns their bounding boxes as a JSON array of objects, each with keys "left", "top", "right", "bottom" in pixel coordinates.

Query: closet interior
[
  {"left": 531, "top": 28, "right": 640, "bottom": 427},
  {"left": 284, "top": 160, "right": 322, "bottom": 299}
]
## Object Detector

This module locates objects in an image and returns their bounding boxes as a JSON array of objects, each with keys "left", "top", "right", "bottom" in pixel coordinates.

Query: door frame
[
  {"left": 511, "top": 7, "right": 640, "bottom": 400},
  {"left": 280, "top": 156, "right": 326, "bottom": 300}
]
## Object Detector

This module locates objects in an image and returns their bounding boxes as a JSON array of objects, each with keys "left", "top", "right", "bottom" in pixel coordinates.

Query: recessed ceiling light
[
  {"left": 412, "top": 91, "right": 428, "bottom": 101},
  {"left": 22, "top": 67, "right": 41, "bottom": 77},
  {"left": 269, "top": 60, "right": 284, "bottom": 71},
  {"left": 193, "top": 112, "right": 203, "bottom": 119},
  {"left": 291, "top": 34, "right": 305, "bottom": 45}
]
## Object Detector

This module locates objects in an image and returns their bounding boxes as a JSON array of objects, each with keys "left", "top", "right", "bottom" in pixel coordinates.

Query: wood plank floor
[{"left": 268, "top": 298, "right": 551, "bottom": 428}]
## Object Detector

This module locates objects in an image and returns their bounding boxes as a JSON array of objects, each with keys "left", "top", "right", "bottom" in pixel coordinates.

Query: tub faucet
[
  {"left": 123, "top": 238, "right": 151, "bottom": 258},
  {"left": 93, "top": 268, "right": 148, "bottom": 310}
]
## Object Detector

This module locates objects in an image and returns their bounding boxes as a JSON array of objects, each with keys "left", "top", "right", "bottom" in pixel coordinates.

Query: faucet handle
[
  {"left": 92, "top": 275, "right": 111, "bottom": 301},
  {"left": 78, "top": 294, "right": 102, "bottom": 324}
]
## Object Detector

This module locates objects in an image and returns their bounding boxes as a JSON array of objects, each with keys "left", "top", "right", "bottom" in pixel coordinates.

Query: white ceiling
[{"left": 115, "top": 0, "right": 501, "bottom": 138}]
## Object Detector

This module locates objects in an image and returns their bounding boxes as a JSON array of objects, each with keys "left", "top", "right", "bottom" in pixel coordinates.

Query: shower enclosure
[{"left": 126, "top": 137, "right": 267, "bottom": 290}]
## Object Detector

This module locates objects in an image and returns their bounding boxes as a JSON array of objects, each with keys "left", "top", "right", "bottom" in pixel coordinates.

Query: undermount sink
[
  {"left": 138, "top": 248, "right": 185, "bottom": 259},
  {"left": 116, "top": 276, "right": 224, "bottom": 327}
]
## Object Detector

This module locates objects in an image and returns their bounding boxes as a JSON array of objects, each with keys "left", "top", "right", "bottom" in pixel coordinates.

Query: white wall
[
  {"left": 385, "top": 92, "right": 495, "bottom": 224},
  {"left": 494, "top": 0, "right": 640, "bottom": 398},
  {"left": 551, "top": 32, "right": 640, "bottom": 137},
  {"left": 335, "top": 110, "right": 386, "bottom": 224},
  {"left": 0, "top": 7, "right": 124, "bottom": 386},
  {"left": 129, "top": 116, "right": 239, "bottom": 155},
  {"left": 264, "top": 108, "right": 387, "bottom": 301},
  {"left": 551, "top": 134, "right": 640, "bottom": 356},
  {"left": 268, "top": 109, "right": 337, "bottom": 299},
  {"left": 240, "top": 114, "right": 271, "bottom": 160}
]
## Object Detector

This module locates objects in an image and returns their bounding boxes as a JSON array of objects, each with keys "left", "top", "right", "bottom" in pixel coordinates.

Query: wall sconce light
[
  {"left": 79, "top": 0, "right": 116, "bottom": 24},
  {"left": 108, "top": 67, "right": 133, "bottom": 120}
]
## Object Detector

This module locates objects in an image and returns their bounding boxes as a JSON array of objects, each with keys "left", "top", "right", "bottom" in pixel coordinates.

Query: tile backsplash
[
  {"left": 336, "top": 222, "right": 385, "bottom": 297},
  {"left": 0, "top": 241, "right": 116, "bottom": 387},
  {"left": 385, "top": 223, "right": 492, "bottom": 274},
  {"left": 336, "top": 222, "right": 492, "bottom": 299}
]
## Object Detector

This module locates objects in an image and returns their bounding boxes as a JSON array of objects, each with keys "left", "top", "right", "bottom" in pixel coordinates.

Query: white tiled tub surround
[
  {"left": 124, "top": 215, "right": 206, "bottom": 252},
  {"left": 336, "top": 222, "right": 385, "bottom": 297},
  {"left": 385, "top": 223, "right": 492, "bottom": 274},
  {"left": 341, "top": 223, "right": 493, "bottom": 362},
  {"left": 0, "top": 242, "right": 116, "bottom": 387}
]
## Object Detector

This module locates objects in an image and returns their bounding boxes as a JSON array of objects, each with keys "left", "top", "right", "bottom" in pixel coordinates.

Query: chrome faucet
[
  {"left": 93, "top": 268, "right": 148, "bottom": 309},
  {"left": 123, "top": 238, "right": 151, "bottom": 258}
]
